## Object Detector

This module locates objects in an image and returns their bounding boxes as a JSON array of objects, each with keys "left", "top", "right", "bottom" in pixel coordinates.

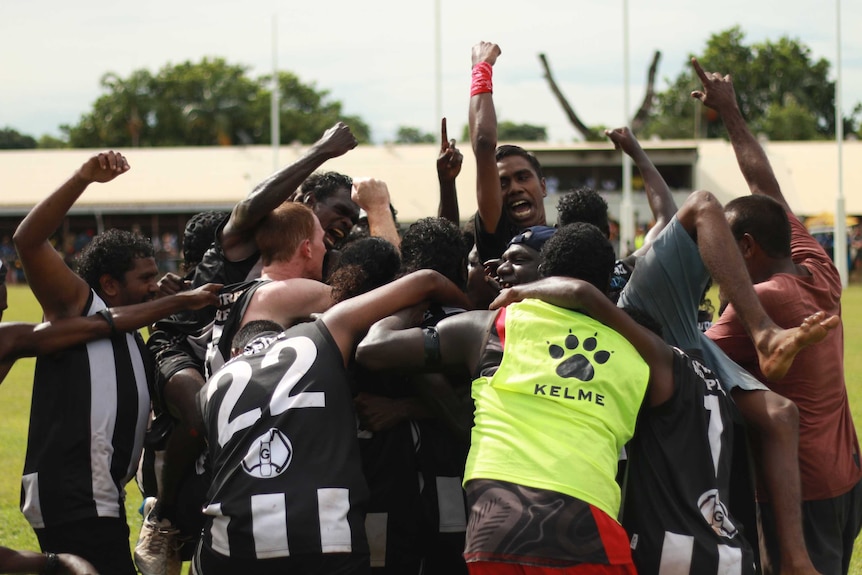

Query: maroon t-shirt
[{"left": 708, "top": 212, "right": 861, "bottom": 501}]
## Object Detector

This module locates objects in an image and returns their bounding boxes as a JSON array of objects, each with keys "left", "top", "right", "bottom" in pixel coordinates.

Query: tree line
[{"left": 2, "top": 27, "right": 859, "bottom": 149}]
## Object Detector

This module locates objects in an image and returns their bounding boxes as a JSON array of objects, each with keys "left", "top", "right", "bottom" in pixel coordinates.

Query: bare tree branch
[
  {"left": 631, "top": 51, "right": 662, "bottom": 135},
  {"left": 538, "top": 53, "right": 602, "bottom": 142},
  {"left": 539, "top": 50, "right": 662, "bottom": 139}
]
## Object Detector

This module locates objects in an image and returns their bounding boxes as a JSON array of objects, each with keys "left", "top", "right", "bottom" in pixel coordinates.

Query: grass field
[{"left": 1, "top": 284, "right": 861, "bottom": 572}]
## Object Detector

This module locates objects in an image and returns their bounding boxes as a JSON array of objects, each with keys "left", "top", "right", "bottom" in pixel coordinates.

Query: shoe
[
  {"left": 139, "top": 496, "right": 157, "bottom": 522},
  {"left": 134, "top": 497, "right": 181, "bottom": 575}
]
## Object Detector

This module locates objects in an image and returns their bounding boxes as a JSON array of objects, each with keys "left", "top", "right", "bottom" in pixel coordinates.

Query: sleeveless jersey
[
  {"left": 415, "top": 304, "right": 470, "bottom": 544},
  {"left": 21, "top": 290, "right": 152, "bottom": 528},
  {"left": 153, "top": 234, "right": 258, "bottom": 364},
  {"left": 204, "top": 279, "right": 268, "bottom": 378},
  {"left": 355, "top": 303, "right": 470, "bottom": 570},
  {"left": 465, "top": 298, "right": 649, "bottom": 520},
  {"left": 198, "top": 319, "right": 369, "bottom": 559},
  {"left": 624, "top": 348, "right": 755, "bottom": 575},
  {"left": 356, "top": 404, "right": 426, "bottom": 570},
  {"left": 148, "top": 235, "right": 261, "bottom": 398}
]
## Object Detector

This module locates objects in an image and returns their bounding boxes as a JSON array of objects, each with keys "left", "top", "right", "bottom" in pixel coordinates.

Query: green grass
[
  {"left": 1, "top": 284, "right": 862, "bottom": 572},
  {"left": 844, "top": 285, "right": 862, "bottom": 575}
]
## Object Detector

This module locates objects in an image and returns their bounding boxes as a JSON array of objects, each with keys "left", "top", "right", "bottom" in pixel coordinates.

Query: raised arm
[
  {"left": 221, "top": 122, "right": 358, "bottom": 260},
  {"left": 606, "top": 127, "right": 678, "bottom": 254},
  {"left": 470, "top": 42, "right": 504, "bottom": 234},
  {"left": 437, "top": 118, "right": 463, "bottom": 224},
  {"left": 691, "top": 58, "right": 789, "bottom": 211},
  {"left": 491, "top": 277, "right": 674, "bottom": 406},
  {"left": 13, "top": 151, "right": 130, "bottom": 320},
  {"left": 352, "top": 178, "right": 401, "bottom": 249}
]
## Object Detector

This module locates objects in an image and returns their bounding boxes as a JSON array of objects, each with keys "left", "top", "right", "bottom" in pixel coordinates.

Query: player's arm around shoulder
[{"left": 356, "top": 304, "right": 493, "bottom": 376}]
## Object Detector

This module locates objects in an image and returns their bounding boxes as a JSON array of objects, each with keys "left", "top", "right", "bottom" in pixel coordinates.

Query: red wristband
[{"left": 470, "top": 62, "right": 493, "bottom": 96}]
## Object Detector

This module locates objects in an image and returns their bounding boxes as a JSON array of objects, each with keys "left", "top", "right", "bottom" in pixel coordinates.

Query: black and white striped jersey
[
  {"left": 148, "top": 234, "right": 261, "bottom": 395},
  {"left": 623, "top": 348, "right": 755, "bottom": 575},
  {"left": 204, "top": 279, "right": 268, "bottom": 379},
  {"left": 199, "top": 319, "right": 369, "bottom": 560},
  {"left": 21, "top": 290, "right": 152, "bottom": 528}
]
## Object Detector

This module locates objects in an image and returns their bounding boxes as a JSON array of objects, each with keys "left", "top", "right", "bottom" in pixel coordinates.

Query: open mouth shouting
[
  {"left": 508, "top": 198, "right": 533, "bottom": 221},
  {"left": 324, "top": 226, "right": 348, "bottom": 249}
]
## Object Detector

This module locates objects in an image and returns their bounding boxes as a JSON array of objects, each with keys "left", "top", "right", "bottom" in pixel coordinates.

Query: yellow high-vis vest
[{"left": 465, "top": 298, "right": 650, "bottom": 520}]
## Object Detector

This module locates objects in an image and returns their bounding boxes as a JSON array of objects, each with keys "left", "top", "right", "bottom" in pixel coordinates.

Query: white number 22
[{"left": 206, "top": 336, "right": 324, "bottom": 447}]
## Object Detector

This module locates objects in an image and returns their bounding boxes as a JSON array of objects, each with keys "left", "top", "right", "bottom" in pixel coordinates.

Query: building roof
[
  {"left": 694, "top": 139, "right": 860, "bottom": 216},
  {"left": 0, "top": 139, "right": 858, "bottom": 220}
]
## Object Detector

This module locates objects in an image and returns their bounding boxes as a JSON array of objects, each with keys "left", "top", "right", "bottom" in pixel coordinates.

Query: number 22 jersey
[{"left": 198, "top": 319, "right": 369, "bottom": 560}]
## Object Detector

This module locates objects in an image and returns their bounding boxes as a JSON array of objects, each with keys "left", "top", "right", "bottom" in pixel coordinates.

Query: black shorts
[
  {"left": 759, "top": 477, "right": 862, "bottom": 575},
  {"left": 149, "top": 338, "right": 203, "bottom": 408},
  {"left": 193, "top": 541, "right": 370, "bottom": 575},
  {"left": 37, "top": 516, "right": 135, "bottom": 575}
]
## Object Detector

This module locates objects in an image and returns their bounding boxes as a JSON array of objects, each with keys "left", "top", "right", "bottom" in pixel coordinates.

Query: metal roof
[{"left": 0, "top": 139, "right": 858, "bottom": 220}]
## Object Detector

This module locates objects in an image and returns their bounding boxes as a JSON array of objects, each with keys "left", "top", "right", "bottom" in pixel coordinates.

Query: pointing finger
[{"left": 691, "top": 57, "right": 709, "bottom": 83}]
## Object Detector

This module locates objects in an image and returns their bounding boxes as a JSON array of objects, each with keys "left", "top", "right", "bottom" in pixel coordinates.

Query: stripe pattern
[{"left": 21, "top": 291, "right": 151, "bottom": 528}]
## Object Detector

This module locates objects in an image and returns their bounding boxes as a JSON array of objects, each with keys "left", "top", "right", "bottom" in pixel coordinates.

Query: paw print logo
[{"left": 548, "top": 330, "right": 611, "bottom": 381}]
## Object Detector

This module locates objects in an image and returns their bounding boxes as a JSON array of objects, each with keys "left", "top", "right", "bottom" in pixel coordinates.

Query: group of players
[{"left": 0, "top": 42, "right": 858, "bottom": 575}]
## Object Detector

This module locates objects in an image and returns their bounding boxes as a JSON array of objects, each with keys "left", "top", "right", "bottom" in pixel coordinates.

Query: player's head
[
  {"left": 539, "top": 223, "right": 615, "bottom": 294},
  {"left": 327, "top": 237, "right": 401, "bottom": 303},
  {"left": 231, "top": 319, "right": 284, "bottom": 357},
  {"left": 76, "top": 229, "right": 158, "bottom": 305},
  {"left": 496, "top": 145, "right": 544, "bottom": 180},
  {"left": 298, "top": 172, "right": 360, "bottom": 250},
  {"left": 462, "top": 224, "right": 497, "bottom": 311},
  {"left": 182, "top": 211, "right": 228, "bottom": 274},
  {"left": 556, "top": 187, "right": 610, "bottom": 238},
  {"left": 724, "top": 195, "right": 791, "bottom": 259},
  {"left": 400, "top": 217, "right": 468, "bottom": 290},
  {"left": 495, "top": 225, "right": 556, "bottom": 288},
  {"left": 496, "top": 145, "right": 547, "bottom": 227},
  {"left": 255, "top": 203, "right": 326, "bottom": 280}
]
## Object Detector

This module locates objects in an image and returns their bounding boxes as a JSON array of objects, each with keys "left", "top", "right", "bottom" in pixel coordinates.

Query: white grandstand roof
[{"left": 0, "top": 139, "right": 858, "bottom": 220}]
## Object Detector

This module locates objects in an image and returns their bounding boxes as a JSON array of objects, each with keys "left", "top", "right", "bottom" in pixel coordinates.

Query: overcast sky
[{"left": 2, "top": 0, "right": 860, "bottom": 144}]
